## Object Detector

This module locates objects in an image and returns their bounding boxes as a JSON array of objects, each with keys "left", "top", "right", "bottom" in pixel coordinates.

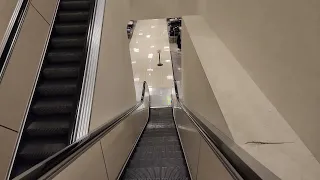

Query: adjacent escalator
[
  {"left": 10, "top": 0, "right": 95, "bottom": 178},
  {"left": 120, "top": 107, "right": 190, "bottom": 180}
]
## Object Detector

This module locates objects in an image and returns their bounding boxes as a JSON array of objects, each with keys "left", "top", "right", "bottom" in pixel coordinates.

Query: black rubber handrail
[
  {"left": 0, "top": 0, "right": 30, "bottom": 82},
  {"left": 10, "top": 81, "right": 149, "bottom": 180}
]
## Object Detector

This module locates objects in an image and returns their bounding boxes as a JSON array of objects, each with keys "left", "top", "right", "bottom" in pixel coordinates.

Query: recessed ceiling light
[
  {"left": 150, "top": 45, "right": 154, "bottom": 48},
  {"left": 148, "top": 54, "right": 153, "bottom": 59},
  {"left": 136, "top": 41, "right": 138, "bottom": 44},
  {"left": 149, "top": 73, "right": 151, "bottom": 76},
  {"left": 165, "top": 60, "right": 171, "bottom": 62},
  {"left": 147, "top": 68, "right": 153, "bottom": 72},
  {"left": 146, "top": 35, "right": 151, "bottom": 38},
  {"left": 134, "top": 78, "right": 140, "bottom": 82},
  {"left": 131, "top": 61, "right": 136, "bottom": 64},
  {"left": 133, "top": 48, "right": 139, "bottom": 52}
]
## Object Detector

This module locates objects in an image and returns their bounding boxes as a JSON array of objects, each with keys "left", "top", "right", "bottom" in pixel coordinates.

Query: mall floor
[{"left": 130, "top": 19, "right": 175, "bottom": 107}]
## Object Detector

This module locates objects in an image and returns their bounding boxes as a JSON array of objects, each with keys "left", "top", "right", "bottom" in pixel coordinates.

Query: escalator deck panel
[
  {"left": 10, "top": 0, "right": 95, "bottom": 178},
  {"left": 122, "top": 108, "right": 190, "bottom": 180}
]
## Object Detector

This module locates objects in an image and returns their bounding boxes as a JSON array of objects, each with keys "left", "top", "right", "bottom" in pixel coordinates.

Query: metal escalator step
[
  {"left": 57, "top": 11, "right": 89, "bottom": 22},
  {"left": 43, "top": 65, "right": 79, "bottom": 79},
  {"left": 26, "top": 118, "right": 70, "bottom": 137},
  {"left": 55, "top": 23, "right": 88, "bottom": 35},
  {"left": 60, "top": 0, "right": 91, "bottom": 10},
  {"left": 138, "top": 136, "right": 180, "bottom": 146},
  {"left": 133, "top": 145, "right": 183, "bottom": 160},
  {"left": 37, "top": 80, "right": 77, "bottom": 96},
  {"left": 47, "top": 50, "right": 83, "bottom": 63},
  {"left": 51, "top": 36, "right": 85, "bottom": 48},
  {"left": 123, "top": 167, "right": 189, "bottom": 180},
  {"left": 32, "top": 99, "right": 73, "bottom": 115},
  {"left": 19, "top": 142, "right": 67, "bottom": 160}
]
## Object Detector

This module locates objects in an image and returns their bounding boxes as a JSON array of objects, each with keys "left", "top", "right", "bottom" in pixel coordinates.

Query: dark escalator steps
[
  {"left": 57, "top": 11, "right": 89, "bottom": 22},
  {"left": 55, "top": 23, "right": 88, "bottom": 35},
  {"left": 124, "top": 167, "right": 189, "bottom": 180},
  {"left": 51, "top": 36, "right": 86, "bottom": 48},
  {"left": 60, "top": 0, "right": 91, "bottom": 10},
  {"left": 37, "top": 80, "right": 77, "bottom": 96},
  {"left": 47, "top": 50, "right": 83, "bottom": 63},
  {"left": 11, "top": 0, "right": 95, "bottom": 178},
  {"left": 122, "top": 108, "right": 190, "bottom": 180},
  {"left": 26, "top": 117, "right": 71, "bottom": 137},
  {"left": 43, "top": 64, "right": 80, "bottom": 79},
  {"left": 19, "top": 141, "right": 67, "bottom": 160},
  {"left": 32, "top": 99, "right": 74, "bottom": 115}
]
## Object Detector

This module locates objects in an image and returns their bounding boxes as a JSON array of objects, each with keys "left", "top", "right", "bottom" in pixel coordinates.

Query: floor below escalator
[{"left": 121, "top": 107, "right": 190, "bottom": 180}]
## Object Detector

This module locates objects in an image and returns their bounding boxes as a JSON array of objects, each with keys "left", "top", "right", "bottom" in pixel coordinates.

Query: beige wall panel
[
  {"left": 181, "top": 21, "right": 233, "bottom": 139},
  {"left": 0, "top": 127, "right": 17, "bottom": 179},
  {"left": 100, "top": 109, "right": 147, "bottom": 180},
  {"left": 0, "top": 6, "right": 49, "bottom": 131},
  {"left": 182, "top": 15, "right": 320, "bottom": 180},
  {"left": 197, "top": 138, "right": 233, "bottom": 180},
  {"left": 89, "top": 0, "right": 136, "bottom": 130},
  {"left": 54, "top": 143, "right": 109, "bottom": 180},
  {"left": 129, "top": 0, "right": 197, "bottom": 20},
  {"left": 31, "top": 0, "right": 59, "bottom": 24},
  {"left": 0, "top": 0, "right": 19, "bottom": 46},
  {"left": 200, "top": 0, "right": 320, "bottom": 162}
]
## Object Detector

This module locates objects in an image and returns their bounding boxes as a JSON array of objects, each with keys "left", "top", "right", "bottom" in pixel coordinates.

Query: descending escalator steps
[
  {"left": 122, "top": 108, "right": 190, "bottom": 180},
  {"left": 55, "top": 23, "right": 88, "bottom": 35},
  {"left": 57, "top": 11, "right": 89, "bottom": 22},
  {"left": 19, "top": 142, "right": 67, "bottom": 160},
  {"left": 47, "top": 50, "right": 84, "bottom": 63},
  {"left": 42, "top": 64, "right": 80, "bottom": 79},
  {"left": 11, "top": 0, "right": 94, "bottom": 178}
]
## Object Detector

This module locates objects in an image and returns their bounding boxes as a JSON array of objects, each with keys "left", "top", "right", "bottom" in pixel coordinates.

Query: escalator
[
  {"left": 8, "top": 80, "right": 279, "bottom": 180},
  {"left": 120, "top": 107, "right": 190, "bottom": 180},
  {"left": 10, "top": 0, "right": 95, "bottom": 178}
]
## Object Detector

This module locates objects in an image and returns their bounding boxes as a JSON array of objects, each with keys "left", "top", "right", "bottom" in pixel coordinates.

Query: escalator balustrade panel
[
  {"left": 121, "top": 108, "right": 190, "bottom": 180},
  {"left": 10, "top": 0, "right": 95, "bottom": 178}
]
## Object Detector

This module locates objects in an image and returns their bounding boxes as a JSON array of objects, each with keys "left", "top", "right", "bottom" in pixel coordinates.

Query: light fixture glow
[
  {"left": 148, "top": 53, "right": 153, "bottom": 59},
  {"left": 150, "top": 45, "right": 154, "bottom": 48},
  {"left": 147, "top": 68, "right": 153, "bottom": 72},
  {"left": 149, "top": 73, "right": 151, "bottom": 76},
  {"left": 165, "top": 59, "right": 171, "bottom": 62},
  {"left": 136, "top": 41, "right": 138, "bottom": 44},
  {"left": 133, "top": 48, "right": 139, "bottom": 52},
  {"left": 131, "top": 61, "right": 136, "bottom": 64},
  {"left": 134, "top": 78, "right": 140, "bottom": 82},
  {"left": 151, "top": 26, "right": 155, "bottom": 28},
  {"left": 139, "top": 32, "right": 143, "bottom": 35},
  {"left": 167, "top": 75, "right": 173, "bottom": 80},
  {"left": 146, "top": 35, "right": 151, "bottom": 38},
  {"left": 148, "top": 86, "right": 152, "bottom": 88}
]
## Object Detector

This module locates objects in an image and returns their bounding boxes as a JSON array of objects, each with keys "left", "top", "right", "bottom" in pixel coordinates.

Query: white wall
[
  {"left": 198, "top": 0, "right": 320, "bottom": 163},
  {"left": 181, "top": 22, "right": 233, "bottom": 139},
  {"left": 129, "top": 0, "right": 197, "bottom": 20},
  {"left": 182, "top": 15, "right": 320, "bottom": 180}
]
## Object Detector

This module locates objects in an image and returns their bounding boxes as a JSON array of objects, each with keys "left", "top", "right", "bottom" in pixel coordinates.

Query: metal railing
[{"left": 0, "top": 0, "right": 30, "bottom": 82}]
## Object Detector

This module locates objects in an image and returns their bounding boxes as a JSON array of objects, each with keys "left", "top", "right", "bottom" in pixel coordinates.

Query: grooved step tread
[
  {"left": 122, "top": 108, "right": 189, "bottom": 180},
  {"left": 47, "top": 49, "right": 83, "bottom": 63},
  {"left": 37, "top": 80, "right": 77, "bottom": 96}
]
